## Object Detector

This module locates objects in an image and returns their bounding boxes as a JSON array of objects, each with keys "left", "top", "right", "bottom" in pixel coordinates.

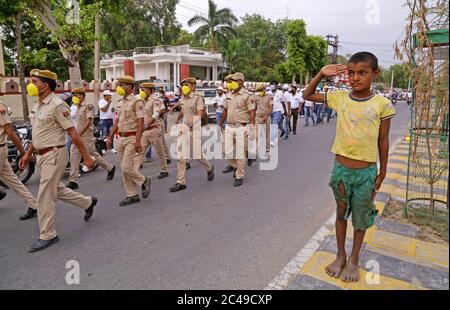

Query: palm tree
[{"left": 187, "top": 0, "right": 238, "bottom": 52}]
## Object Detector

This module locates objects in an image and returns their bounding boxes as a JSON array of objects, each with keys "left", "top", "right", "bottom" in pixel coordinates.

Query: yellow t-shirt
[{"left": 326, "top": 91, "right": 396, "bottom": 163}]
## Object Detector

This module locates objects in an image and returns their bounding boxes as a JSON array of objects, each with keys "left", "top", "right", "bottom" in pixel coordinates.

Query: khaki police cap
[
  {"left": 255, "top": 84, "right": 266, "bottom": 92},
  {"left": 224, "top": 74, "right": 233, "bottom": 82},
  {"left": 180, "top": 77, "right": 196, "bottom": 85},
  {"left": 117, "top": 76, "right": 135, "bottom": 84},
  {"left": 230, "top": 72, "right": 245, "bottom": 81},
  {"left": 139, "top": 82, "right": 156, "bottom": 89},
  {"left": 71, "top": 87, "right": 85, "bottom": 95},
  {"left": 30, "top": 69, "right": 57, "bottom": 81}
]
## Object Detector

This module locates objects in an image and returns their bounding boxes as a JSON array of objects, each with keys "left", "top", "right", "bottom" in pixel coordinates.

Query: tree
[
  {"left": 381, "top": 63, "right": 411, "bottom": 89},
  {"left": 101, "top": 0, "right": 181, "bottom": 52},
  {"left": 188, "top": 0, "right": 238, "bottom": 52},
  {"left": 303, "top": 35, "right": 328, "bottom": 83},
  {"left": 284, "top": 19, "right": 308, "bottom": 84},
  {"left": 0, "top": 0, "right": 30, "bottom": 120},
  {"left": 221, "top": 14, "right": 287, "bottom": 82}
]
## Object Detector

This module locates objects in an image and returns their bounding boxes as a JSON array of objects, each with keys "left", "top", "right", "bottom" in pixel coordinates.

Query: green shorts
[{"left": 329, "top": 161, "right": 379, "bottom": 231}]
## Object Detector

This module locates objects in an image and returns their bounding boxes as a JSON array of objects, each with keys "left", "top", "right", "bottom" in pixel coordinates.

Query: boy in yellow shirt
[{"left": 303, "top": 52, "right": 396, "bottom": 283}]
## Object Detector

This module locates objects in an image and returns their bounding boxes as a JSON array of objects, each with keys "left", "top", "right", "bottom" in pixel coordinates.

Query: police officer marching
[
  {"left": 106, "top": 76, "right": 151, "bottom": 207},
  {"left": 134, "top": 83, "right": 169, "bottom": 179},
  {"left": 218, "top": 73, "right": 256, "bottom": 187},
  {"left": 169, "top": 77, "right": 215, "bottom": 193},
  {"left": 254, "top": 85, "right": 273, "bottom": 154},
  {"left": 0, "top": 100, "right": 38, "bottom": 220},
  {"left": 66, "top": 87, "right": 116, "bottom": 190},
  {"left": 19, "top": 69, "right": 98, "bottom": 253}
]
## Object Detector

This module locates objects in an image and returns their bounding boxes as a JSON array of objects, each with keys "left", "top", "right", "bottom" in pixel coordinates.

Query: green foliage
[
  {"left": 284, "top": 19, "right": 308, "bottom": 81},
  {"left": 381, "top": 63, "right": 411, "bottom": 89},
  {"left": 188, "top": 0, "right": 238, "bottom": 52},
  {"left": 101, "top": 0, "right": 181, "bottom": 52},
  {"left": 222, "top": 14, "right": 287, "bottom": 82}
]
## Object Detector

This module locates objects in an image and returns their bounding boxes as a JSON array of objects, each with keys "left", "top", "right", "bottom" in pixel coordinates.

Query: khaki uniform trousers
[
  {"left": 36, "top": 147, "right": 92, "bottom": 240},
  {"left": 256, "top": 114, "right": 271, "bottom": 153},
  {"left": 160, "top": 121, "right": 170, "bottom": 160},
  {"left": 116, "top": 136, "right": 146, "bottom": 197},
  {"left": 224, "top": 124, "right": 248, "bottom": 180},
  {"left": 0, "top": 146, "right": 37, "bottom": 209},
  {"left": 134, "top": 128, "right": 168, "bottom": 173},
  {"left": 69, "top": 136, "right": 113, "bottom": 183},
  {"left": 176, "top": 130, "right": 212, "bottom": 185}
]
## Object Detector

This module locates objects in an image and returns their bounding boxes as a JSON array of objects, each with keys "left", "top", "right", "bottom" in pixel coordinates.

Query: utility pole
[
  {"left": 390, "top": 70, "right": 395, "bottom": 93},
  {"left": 326, "top": 34, "right": 339, "bottom": 64},
  {"left": 94, "top": 12, "right": 101, "bottom": 111}
]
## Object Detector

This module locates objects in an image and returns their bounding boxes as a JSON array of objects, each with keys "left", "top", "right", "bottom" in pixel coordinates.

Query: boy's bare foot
[
  {"left": 341, "top": 256, "right": 360, "bottom": 282},
  {"left": 325, "top": 254, "right": 347, "bottom": 278}
]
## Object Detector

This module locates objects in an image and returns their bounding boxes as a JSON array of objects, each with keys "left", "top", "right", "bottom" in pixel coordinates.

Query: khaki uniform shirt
[
  {"left": 30, "top": 93, "right": 74, "bottom": 151},
  {"left": 116, "top": 94, "right": 145, "bottom": 133},
  {"left": 180, "top": 92, "right": 204, "bottom": 128},
  {"left": 144, "top": 96, "right": 163, "bottom": 128},
  {"left": 224, "top": 89, "right": 256, "bottom": 124},
  {"left": 75, "top": 102, "right": 95, "bottom": 137},
  {"left": 0, "top": 101, "right": 12, "bottom": 145},
  {"left": 255, "top": 94, "right": 273, "bottom": 116}
]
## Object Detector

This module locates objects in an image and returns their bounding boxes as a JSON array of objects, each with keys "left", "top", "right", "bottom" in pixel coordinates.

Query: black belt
[{"left": 0, "top": 143, "right": 6, "bottom": 147}]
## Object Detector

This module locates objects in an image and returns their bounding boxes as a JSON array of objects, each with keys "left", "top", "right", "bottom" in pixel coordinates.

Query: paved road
[{"left": 0, "top": 102, "right": 410, "bottom": 289}]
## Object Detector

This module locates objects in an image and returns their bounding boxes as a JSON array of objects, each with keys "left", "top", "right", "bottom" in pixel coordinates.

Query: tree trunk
[
  {"left": 15, "top": 13, "right": 29, "bottom": 122},
  {"left": 291, "top": 73, "right": 296, "bottom": 86},
  {"left": 94, "top": 12, "right": 101, "bottom": 110},
  {"left": 29, "top": 0, "right": 83, "bottom": 89}
]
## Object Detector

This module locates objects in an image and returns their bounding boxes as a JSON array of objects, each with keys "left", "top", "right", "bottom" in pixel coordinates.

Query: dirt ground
[{"left": 382, "top": 199, "right": 449, "bottom": 245}]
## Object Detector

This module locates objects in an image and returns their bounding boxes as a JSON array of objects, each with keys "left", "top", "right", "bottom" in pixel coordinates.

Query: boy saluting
[{"left": 303, "top": 52, "right": 396, "bottom": 282}]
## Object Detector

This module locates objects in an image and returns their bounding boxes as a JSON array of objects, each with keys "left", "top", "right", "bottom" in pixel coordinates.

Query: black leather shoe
[
  {"left": 207, "top": 166, "right": 215, "bottom": 181},
  {"left": 234, "top": 178, "right": 244, "bottom": 187},
  {"left": 166, "top": 158, "right": 172, "bottom": 165},
  {"left": 84, "top": 197, "right": 97, "bottom": 221},
  {"left": 107, "top": 166, "right": 116, "bottom": 181},
  {"left": 66, "top": 182, "right": 79, "bottom": 190},
  {"left": 186, "top": 163, "right": 191, "bottom": 170},
  {"left": 0, "top": 190, "right": 6, "bottom": 201},
  {"left": 142, "top": 177, "right": 151, "bottom": 199},
  {"left": 119, "top": 196, "right": 140, "bottom": 207},
  {"left": 157, "top": 172, "right": 169, "bottom": 179},
  {"left": 170, "top": 183, "right": 187, "bottom": 193},
  {"left": 28, "top": 236, "right": 59, "bottom": 253},
  {"left": 247, "top": 159, "right": 255, "bottom": 166},
  {"left": 222, "top": 165, "right": 234, "bottom": 173},
  {"left": 280, "top": 130, "right": 286, "bottom": 138},
  {"left": 19, "top": 208, "right": 37, "bottom": 221}
]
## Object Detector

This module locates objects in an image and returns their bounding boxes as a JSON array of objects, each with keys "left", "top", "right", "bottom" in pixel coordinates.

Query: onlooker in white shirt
[{"left": 98, "top": 90, "right": 117, "bottom": 153}]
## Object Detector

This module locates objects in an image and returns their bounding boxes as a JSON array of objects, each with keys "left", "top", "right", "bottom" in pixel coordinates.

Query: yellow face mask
[
  {"left": 26, "top": 83, "right": 39, "bottom": 97},
  {"left": 259, "top": 91, "right": 265, "bottom": 97},
  {"left": 182, "top": 85, "right": 191, "bottom": 96},
  {"left": 72, "top": 96, "right": 81, "bottom": 105},
  {"left": 227, "top": 81, "right": 239, "bottom": 91},
  {"left": 139, "top": 90, "right": 148, "bottom": 100},
  {"left": 116, "top": 86, "right": 126, "bottom": 97}
]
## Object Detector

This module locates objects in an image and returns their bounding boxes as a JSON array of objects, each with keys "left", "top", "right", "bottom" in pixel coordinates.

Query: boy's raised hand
[{"left": 321, "top": 64, "right": 347, "bottom": 77}]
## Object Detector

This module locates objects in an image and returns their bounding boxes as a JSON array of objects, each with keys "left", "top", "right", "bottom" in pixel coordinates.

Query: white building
[{"left": 100, "top": 45, "right": 225, "bottom": 86}]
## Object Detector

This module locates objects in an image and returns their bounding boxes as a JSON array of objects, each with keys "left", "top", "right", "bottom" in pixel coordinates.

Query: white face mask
[{"left": 270, "top": 85, "right": 276, "bottom": 91}]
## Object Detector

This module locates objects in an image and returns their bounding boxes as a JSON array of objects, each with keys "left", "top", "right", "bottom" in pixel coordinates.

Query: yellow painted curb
[
  {"left": 416, "top": 241, "right": 450, "bottom": 269},
  {"left": 390, "top": 155, "right": 409, "bottom": 161},
  {"left": 367, "top": 230, "right": 417, "bottom": 258},
  {"left": 388, "top": 163, "right": 408, "bottom": 170},
  {"left": 300, "top": 251, "right": 428, "bottom": 290}
]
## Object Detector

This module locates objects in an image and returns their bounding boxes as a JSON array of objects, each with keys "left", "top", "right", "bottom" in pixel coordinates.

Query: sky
[{"left": 176, "top": 0, "right": 411, "bottom": 68}]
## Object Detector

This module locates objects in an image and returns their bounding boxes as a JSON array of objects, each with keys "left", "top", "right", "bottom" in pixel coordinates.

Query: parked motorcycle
[{"left": 0, "top": 120, "right": 35, "bottom": 188}]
